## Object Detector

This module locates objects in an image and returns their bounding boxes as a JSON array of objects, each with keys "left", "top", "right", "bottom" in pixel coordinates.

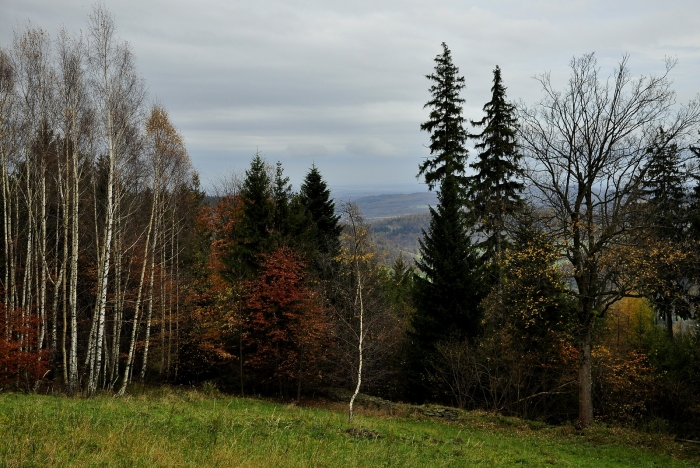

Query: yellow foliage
[{"left": 600, "top": 296, "right": 654, "bottom": 352}]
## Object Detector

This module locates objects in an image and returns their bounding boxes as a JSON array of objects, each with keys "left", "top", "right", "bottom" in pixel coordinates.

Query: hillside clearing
[{"left": 0, "top": 388, "right": 698, "bottom": 467}]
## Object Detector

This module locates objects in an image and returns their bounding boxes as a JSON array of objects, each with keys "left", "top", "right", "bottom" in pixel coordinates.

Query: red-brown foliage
[
  {"left": 178, "top": 197, "right": 243, "bottom": 378},
  {"left": 244, "top": 246, "right": 329, "bottom": 395},
  {"left": 0, "top": 306, "right": 50, "bottom": 389}
]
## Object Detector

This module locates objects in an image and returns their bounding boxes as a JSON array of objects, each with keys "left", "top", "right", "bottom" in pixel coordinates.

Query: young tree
[
  {"left": 518, "top": 53, "right": 700, "bottom": 426},
  {"left": 333, "top": 203, "right": 382, "bottom": 423},
  {"left": 468, "top": 65, "right": 524, "bottom": 286}
]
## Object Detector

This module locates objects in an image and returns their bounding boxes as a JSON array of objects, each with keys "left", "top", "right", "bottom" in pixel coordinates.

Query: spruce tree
[
  {"left": 409, "top": 44, "right": 484, "bottom": 400},
  {"left": 272, "top": 161, "right": 293, "bottom": 235},
  {"left": 643, "top": 135, "right": 687, "bottom": 242},
  {"left": 271, "top": 161, "right": 310, "bottom": 252},
  {"left": 468, "top": 65, "right": 524, "bottom": 284},
  {"left": 413, "top": 173, "right": 484, "bottom": 345},
  {"left": 418, "top": 42, "right": 469, "bottom": 191},
  {"left": 299, "top": 164, "right": 341, "bottom": 259},
  {"left": 642, "top": 135, "right": 694, "bottom": 338},
  {"left": 229, "top": 152, "right": 274, "bottom": 276}
]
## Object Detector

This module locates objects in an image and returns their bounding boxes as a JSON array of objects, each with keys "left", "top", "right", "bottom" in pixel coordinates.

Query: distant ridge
[{"left": 334, "top": 192, "right": 437, "bottom": 220}]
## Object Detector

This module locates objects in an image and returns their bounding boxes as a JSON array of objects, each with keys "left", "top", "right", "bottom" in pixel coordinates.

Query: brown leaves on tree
[
  {"left": 244, "top": 246, "right": 328, "bottom": 393},
  {"left": 0, "top": 307, "right": 49, "bottom": 389}
]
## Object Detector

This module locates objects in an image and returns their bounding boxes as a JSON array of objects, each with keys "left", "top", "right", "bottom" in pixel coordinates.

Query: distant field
[{"left": 1, "top": 388, "right": 698, "bottom": 467}]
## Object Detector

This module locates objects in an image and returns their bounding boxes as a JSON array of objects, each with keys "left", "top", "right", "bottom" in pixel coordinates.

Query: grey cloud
[
  {"left": 346, "top": 138, "right": 399, "bottom": 158},
  {"left": 287, "top": 144, "right": 329, "bottom": 158},
  {"left": 2, "top": 0, "right": 699, "bottom": 191}
]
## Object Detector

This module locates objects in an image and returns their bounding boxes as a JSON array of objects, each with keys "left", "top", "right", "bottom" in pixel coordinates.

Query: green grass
[{"left": 0, "top": 387, "right": 698, "bottom": 467}]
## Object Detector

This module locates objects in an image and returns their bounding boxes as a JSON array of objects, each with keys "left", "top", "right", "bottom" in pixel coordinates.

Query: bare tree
[
  {"left": 55, "top": 27, "right": 94, "bottom": 393},
  {"left": 341, "top": 203, "right": 367, "bottom": 424},
  {"left": 12, "top": 25, "right": 55, "bottom": 388},
  {"left": 518, "top": 53, "right": 700, "bottom": 426},
  {"left": 85, "top": 5, "right": 145, "bottom": 395}
]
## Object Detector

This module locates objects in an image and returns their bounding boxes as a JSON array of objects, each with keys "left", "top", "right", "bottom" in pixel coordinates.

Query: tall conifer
[
  {"left": 227, "top": 152, "right": 274, "bottom": 276},
  {"left": 413, "top": 174, "right": 484, "bottom": 345},
  {"left": 468, "top": 65, "right": 524, "bottom": 284},
  {"left": 418, "top": 42, "right": 469, "bottom": 191},
  {"left": 409, "top": 44, "right": 484, "bottom": 400}
]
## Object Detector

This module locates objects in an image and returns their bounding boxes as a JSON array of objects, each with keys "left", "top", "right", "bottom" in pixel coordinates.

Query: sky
[{"left": 2, "top": 0, "right": 700, "bottom": 194}]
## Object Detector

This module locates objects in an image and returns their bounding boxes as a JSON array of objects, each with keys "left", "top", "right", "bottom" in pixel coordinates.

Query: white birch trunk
[
  {"left": 348, "top": 270, "right": 364, "bottom": 424},
  {"left": 139, "top": 189, "right": 160, "bottom": 381},
  {"left": 117, "top": 192, "right": 155, "bottom": 395}
]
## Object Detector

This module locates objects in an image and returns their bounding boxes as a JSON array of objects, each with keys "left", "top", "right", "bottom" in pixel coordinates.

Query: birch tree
[
  {"left": 85, "top": 5, "right": 145, "bottom": 395},
  {"left": 55, "top": 28, "right": 93, "bottom": 393},
  {"left": 139, "top": 104, "right": 189, "bottom": 382},
  {"left": 117, "top": 104, "right": 190, "bottom": 392},
  {"left": 0, "top": 48, "right": 18, "bottom": 347},
  {"left": 334, "top": 203, "right": 396, "bottom": 423},
  {"left": 12, "top": 26, "right": 55, "bottom": 386}
]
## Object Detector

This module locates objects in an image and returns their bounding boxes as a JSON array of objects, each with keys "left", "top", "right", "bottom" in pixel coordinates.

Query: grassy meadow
[{"left": 0, "top": 387, "right": 698, "bottom": 467}]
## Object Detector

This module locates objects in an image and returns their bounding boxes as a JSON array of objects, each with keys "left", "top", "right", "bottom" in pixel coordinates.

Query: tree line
[
  {"left": 409, "top": 43, "right": 700, "bottom": 432},
  {"left": 2, "top": 9, "right": 700, "bottom": 434},
  {"left": 0, "top": 6, "right": 197, "bottom": 396}
]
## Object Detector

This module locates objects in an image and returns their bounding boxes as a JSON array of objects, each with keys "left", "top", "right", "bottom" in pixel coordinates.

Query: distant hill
[
  {"left": 370, "top": 212, "right": 430, "bottom": 266},
  {"left": 332, "top": 191, "right": 435, "bottom": 266},
  {"left": 335, "top": 192, "right": 437, "bottom": 220}
]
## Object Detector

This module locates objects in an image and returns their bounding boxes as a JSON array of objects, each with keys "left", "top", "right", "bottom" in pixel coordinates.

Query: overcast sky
[{"left": 2, "top": 1, "right": 700, "bottom": 193}]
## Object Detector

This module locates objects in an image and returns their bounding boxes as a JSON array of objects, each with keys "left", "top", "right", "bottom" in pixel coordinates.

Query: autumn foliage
[
  {"left": 244, "top": 247, "right": 328, "bottom": 396},
  {"left": 178, "top": 195, "right": 242, "bottom": 381},
  {"left": 0, "top": 307, "right": 49, "bottom": 389}
]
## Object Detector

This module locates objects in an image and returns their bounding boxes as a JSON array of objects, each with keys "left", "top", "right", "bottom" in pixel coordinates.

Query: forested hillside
[
  {"left": 2, "top": 6, "right": 700, "bottom": 439},
  {"left": 371, "top": 213, "right": 430, "bottom": 265}
]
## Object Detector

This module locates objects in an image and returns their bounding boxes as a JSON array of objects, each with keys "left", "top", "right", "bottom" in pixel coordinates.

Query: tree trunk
[
  {"left": 577, "top": 324, "right": 594, "bottom": 427},
  {"left": 87, "top": 109, "right": 116, "bottom": 396},
  {"left": 666, "top": 307, "right": 674, "bottom": 341},
  {"left": 117, "top": 191, "right": 155, "bottom": 396},
  {"left": 139, "top": 191, "right": 160, "bottom": 381},
  {"left": 67, "top": 126, "right": 80, "bottom": 394},
  {"left": 349, "top": 271, "right": 363, "bottom": 424}
]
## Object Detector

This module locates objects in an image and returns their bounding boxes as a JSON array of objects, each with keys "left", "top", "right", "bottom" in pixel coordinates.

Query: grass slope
[{"left": 1, "top": 388, "right": 698, "bottom": 467}]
